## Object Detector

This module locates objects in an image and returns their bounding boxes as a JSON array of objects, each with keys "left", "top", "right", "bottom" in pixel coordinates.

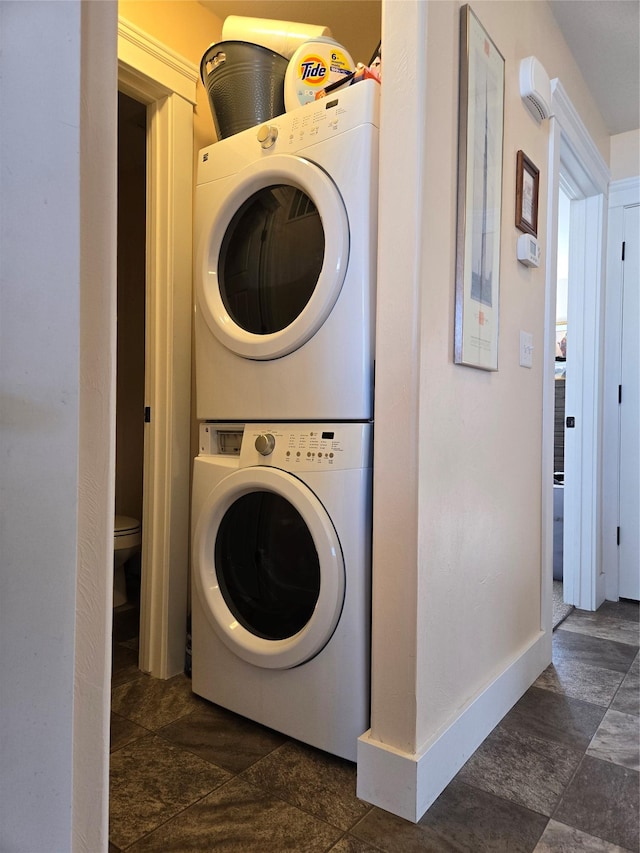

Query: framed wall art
[
  {"left": 515, "top": 149, "right": 540, "bottom": 236},
  {"left": 455, "top": 4, "right": 505, "bottom": 371}
]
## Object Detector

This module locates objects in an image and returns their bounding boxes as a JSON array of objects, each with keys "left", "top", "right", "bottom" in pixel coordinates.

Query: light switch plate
[{"left": 520, "top": 331, "right": 533, "bottom": 368}]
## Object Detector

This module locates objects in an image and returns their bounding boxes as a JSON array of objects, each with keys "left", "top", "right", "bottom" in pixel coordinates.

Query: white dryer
[
  {"left": 194, "top": 80, "right": 379, "bottom": 421},
  {"left": 191, "top": 421, "right": 372, "bottom": 761}
]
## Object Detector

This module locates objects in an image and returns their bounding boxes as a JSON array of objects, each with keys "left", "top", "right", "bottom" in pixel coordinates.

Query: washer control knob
[
  {"left": 255, "top": 433, "right": 276, "bottom": 456},
  {"left": 257, "top": 124, "right": 278, "bottom": 149}
]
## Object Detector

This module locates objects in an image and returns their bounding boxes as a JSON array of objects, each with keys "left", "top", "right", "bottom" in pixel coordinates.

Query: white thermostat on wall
[{"left": 517, "top": 233, "right": 541, "bottom": 267}]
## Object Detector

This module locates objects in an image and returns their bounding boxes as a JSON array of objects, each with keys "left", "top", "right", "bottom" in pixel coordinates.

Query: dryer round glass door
[
  {"left": 193, "top": 467, "right": 345, "bottom": 669},
  {"left": 196, "top": 155, "right": 349, "bottom": 360}
]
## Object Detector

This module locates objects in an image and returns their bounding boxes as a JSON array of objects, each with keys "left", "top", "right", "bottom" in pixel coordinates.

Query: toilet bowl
[{"left": 114, "top": 515, "right": 141, "bottom": 607}]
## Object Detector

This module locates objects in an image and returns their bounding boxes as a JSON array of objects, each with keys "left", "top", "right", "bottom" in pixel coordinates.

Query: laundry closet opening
[{"left": 114, "top": 91, "right": 147, "bottom": 643}]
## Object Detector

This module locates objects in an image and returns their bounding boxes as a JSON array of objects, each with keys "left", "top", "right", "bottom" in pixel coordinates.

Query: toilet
[{"left": 113, "top": 515, "right": 141, "bottom": 607}]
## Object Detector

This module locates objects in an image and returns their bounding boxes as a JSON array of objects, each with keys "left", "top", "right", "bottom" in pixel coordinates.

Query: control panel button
[
  {"left": 257, "top": 124, "right": 278, "bottom": 149},
  {"left": 255, "top": 433, "right": 276, "bottom": 456}
]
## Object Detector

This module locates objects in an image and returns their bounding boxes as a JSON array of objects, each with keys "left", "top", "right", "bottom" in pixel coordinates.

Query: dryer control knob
[
  {"left": 257, "top": 124, "right": 278, "bottom": 149},
  {"left": 255, "top": 433, "right": 276, "bottom": 456}
]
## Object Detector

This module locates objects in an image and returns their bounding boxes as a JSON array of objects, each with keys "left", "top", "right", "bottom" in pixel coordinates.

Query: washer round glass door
[
  {"left": 196, "top": 155, "right": 349, "bottom": 360},
  {"left": 193, "top": 467, "right": 345, "bottom": 669}
]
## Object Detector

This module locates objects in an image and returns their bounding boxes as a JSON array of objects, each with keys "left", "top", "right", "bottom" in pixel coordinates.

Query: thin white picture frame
[{"left": 455, "top": 4, "right": 505, "bottom": 371}]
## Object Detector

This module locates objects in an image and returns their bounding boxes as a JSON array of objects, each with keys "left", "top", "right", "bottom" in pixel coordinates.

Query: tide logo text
[{"left": 299, "top": 58, "right": 327, "bottom": 84}]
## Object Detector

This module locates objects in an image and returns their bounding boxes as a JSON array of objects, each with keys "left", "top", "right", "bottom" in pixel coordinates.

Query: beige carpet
[{"left": 553, "top": 579, "right": 573, "bottom": 629}]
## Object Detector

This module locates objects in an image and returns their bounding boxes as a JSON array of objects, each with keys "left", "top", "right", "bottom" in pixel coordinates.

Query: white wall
[
  {"left": 359, "top": 0, "right": 610, "bottom": 821},
  {"left": 610, "top": 129, "right": 640, "bottom": 181},
  {"left": 0, "top": 2, "right": 117, "bottom": 850}
]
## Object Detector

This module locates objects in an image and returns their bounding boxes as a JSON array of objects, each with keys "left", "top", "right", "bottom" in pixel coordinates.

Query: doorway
[
  {"left": 115, "top": 91, "right": 147, "bottom": 643},
  {"left": 544, "top": 79, "right": 610, "bottom": 621},
  {"left": 118, "top": 21, "right": 197, "bottom": 678},
  {"left": 552, "top": 186, "right": 569, "bottom": 624}
]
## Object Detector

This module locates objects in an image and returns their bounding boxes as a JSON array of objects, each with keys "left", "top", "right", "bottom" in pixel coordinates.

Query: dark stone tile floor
[{"left": 110, "top": 600, "right": 639, "bottom": 852}]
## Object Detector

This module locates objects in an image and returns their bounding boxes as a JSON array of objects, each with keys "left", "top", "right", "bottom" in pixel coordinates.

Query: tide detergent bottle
[{"left": 284, "top": 38, "right": 355, "bottom": 110}]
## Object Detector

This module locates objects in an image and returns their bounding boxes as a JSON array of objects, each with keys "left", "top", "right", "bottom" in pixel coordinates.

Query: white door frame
[
  {"left": 118, "top": 18, "right": 197, "bottom": 677},
  {"left": 544, "top": 80, "right": 609, "bottom": 614}
]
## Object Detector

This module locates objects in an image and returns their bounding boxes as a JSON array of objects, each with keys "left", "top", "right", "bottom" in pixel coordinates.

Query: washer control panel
[
  {"left": 246, "top": 425, "right": 351, "bottom": 470},
  {"left": 200, "top": 423, "right": 371, "bottom": 471}
]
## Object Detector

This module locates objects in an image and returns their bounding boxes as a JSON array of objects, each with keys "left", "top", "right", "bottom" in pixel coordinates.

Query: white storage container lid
[{"left": 221, "top": 15, "right": 332, "bottom": 60}]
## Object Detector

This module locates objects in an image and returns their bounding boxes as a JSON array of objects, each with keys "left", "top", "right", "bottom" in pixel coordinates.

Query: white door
[{"left": 619, "top": 203, "right": 639, "bottom": 600}]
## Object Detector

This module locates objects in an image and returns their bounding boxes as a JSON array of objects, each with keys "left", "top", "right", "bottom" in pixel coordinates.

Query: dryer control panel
[
  {"left": 196, "top": 78, "right": 380, "bottom": 186},
  {"left": 199, "top": 422, "right": 372, "bottom": 472}
]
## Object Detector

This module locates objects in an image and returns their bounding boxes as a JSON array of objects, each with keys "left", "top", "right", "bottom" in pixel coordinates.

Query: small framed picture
[{"left": 515, "top": 150, "right": 539, "bottom": 237}]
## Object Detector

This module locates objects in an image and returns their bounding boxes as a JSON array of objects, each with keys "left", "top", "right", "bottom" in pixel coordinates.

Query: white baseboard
[{"left": 357, "top": 630, "right": 551, "bottom": 822}]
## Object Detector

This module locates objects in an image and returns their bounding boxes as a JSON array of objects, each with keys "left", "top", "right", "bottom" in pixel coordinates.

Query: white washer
[
  {"left": 194, "top": 80, "right": 379, "bottom": 421},
  {"left": 191, "top": 421, "right": 372, "bottom": 761}
]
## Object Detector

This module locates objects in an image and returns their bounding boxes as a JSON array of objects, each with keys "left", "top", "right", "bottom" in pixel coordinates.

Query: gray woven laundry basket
[{"left": 200, "top": 40, "right": 288, "bottom": 139}]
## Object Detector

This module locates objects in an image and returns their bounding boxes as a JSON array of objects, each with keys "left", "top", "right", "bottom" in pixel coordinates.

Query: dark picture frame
[
  {"left": 515, "top": 150, "right": 539, "bottom": 236},
  {"left": 455, "top": 5, "right": 505, "bottom": 371}
]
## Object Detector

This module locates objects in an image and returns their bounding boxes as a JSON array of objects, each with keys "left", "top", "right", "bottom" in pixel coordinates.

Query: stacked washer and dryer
[{"left": 191, "top": 79, "right": 380, "bottom": 761}]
